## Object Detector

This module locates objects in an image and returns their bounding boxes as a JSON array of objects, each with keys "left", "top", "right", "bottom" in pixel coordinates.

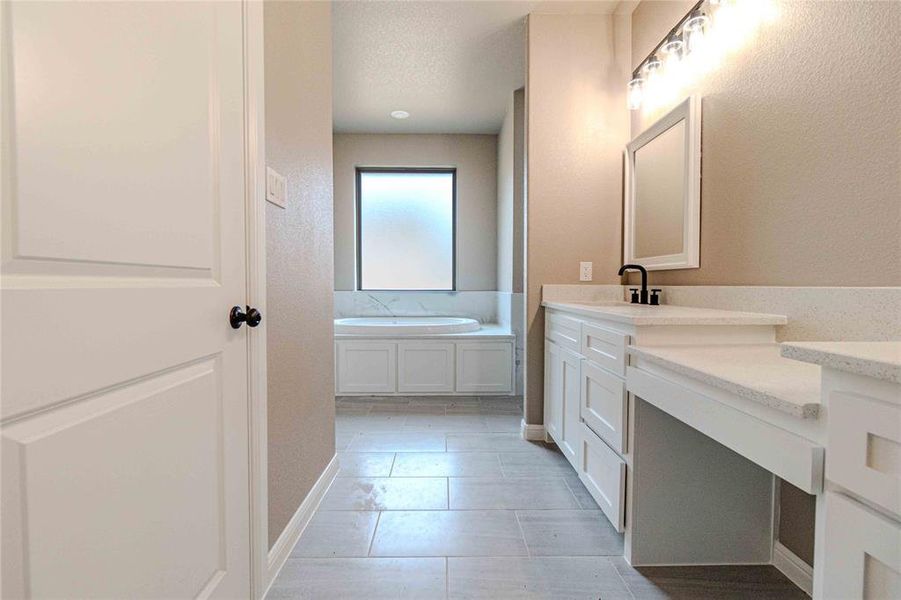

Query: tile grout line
[
  {"left": 366, "top": 511, "right": 382, "bottom": 557},
  {"left": 513, "top": 509, "right": 530, "bottom": 558}
]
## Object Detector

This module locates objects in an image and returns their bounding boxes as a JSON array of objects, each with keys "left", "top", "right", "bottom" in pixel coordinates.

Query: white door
[
  {"left": 1, "top": 2, "right": 252, "bottom": 598},
  {"left": 544, "top": 342, "right": 563, "bottom": 442},
  {"left": 559, "top": 347, "right": 582, "bottom": 466}
]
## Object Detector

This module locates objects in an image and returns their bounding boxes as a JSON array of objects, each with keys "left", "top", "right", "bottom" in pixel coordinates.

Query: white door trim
[{"left": 241, "top": 3, "right": 269, "bottom": 599}]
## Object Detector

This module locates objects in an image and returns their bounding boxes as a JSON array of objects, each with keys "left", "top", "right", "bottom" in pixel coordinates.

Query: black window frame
[{"left": 355, "top": 166, "right": 457, "bottom": 292}]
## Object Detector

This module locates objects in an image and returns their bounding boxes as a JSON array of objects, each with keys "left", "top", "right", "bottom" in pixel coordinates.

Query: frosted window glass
[{"left": 359, "top": 171, "right": 454, "bottom": 290}]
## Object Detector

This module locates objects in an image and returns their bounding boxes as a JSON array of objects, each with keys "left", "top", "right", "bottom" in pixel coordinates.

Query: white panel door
[
  {"left": 337, "top": 341, "right": 397, "bottom": 394},
  {"left": 398, "top": 342, "right": 455, "bottom": 393},
  {"left": 559, "top": 346, "right": 582, "bottom": 467},
  {"left": 544, "top": 341, "right": 563, "bottom": 442},
  {"left": 1, "top": 3, "right": 251, "bottom": 598},
  {"left": 456, "top": 342, "right": 514, "bottom": 393}
]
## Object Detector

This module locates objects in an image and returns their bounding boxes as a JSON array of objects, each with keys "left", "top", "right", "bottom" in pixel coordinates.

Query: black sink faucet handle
[
  {"left": 650, "top": 289, "right": 662, "bottom": 306},
  {"left": 618, "top": 264, "right": 650, "bottom": 304},
  {"left": 629, "top": 288, "right": 640, "bottom": 304}
]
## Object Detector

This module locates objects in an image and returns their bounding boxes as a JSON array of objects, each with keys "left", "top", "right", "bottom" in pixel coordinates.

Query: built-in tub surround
[
  {"left": 335, "top": 318, "right": 514, "bottom": 397},
  {"left": 335, "top": 290, "right": 525, "bottom": 395}
]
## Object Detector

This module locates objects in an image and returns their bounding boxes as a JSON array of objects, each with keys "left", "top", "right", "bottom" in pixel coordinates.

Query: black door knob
[{"left": 230, "top": 305, "right": 263, "bottom": 329}]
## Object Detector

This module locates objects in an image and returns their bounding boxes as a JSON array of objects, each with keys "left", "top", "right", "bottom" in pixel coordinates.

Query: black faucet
[{"left": 618, "top": 264, "right": 649, "bottom": 305}]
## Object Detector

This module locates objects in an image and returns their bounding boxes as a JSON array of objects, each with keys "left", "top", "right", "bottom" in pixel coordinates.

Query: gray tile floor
[{"left": 268, "top": 396, "right": 807, "bottom": 599}]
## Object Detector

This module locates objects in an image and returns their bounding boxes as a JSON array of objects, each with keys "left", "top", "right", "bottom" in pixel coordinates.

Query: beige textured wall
[
  {"left": 630, "top": 0, "right": 901, "bottom": 287},
  {"left": 333, "top": 134, "right": 499, "bottom": 291},
  {"left": 525, "top": 13, "right": 630, "bottom": 423},
  {"left": 513, "top": 88, "right": 525, "bottom": 295},
  {"left": 498, "top": 95, "right": 515, "bottom": 292},
  {"left": 496, "top": 89, "right": 525, "bottom": 294},
  {"left": 264, "top": 1, "right": 335, "bottom": 548}
]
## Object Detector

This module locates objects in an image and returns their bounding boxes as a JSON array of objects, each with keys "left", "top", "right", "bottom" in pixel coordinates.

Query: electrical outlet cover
[{"left": 579, "top": 261, "right": 593, "bottom": 281}]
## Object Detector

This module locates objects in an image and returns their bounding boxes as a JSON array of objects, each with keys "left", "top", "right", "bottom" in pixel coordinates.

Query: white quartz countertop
[
  {"left": 780, "top": 341, "right": 901, "bottom": 384},
  {"left": 628, "top": 344, "right": 822, "bottom": 418},
  {"left": 542, "top": 301, "right": 787, "bottom": 326}
]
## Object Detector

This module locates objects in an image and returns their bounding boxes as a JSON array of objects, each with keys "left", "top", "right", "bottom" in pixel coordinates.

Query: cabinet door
[
  {"left": 544, "top": 341, "right": 563, "bottom": 443},
  {"left": 821, "top": 491, "right": 900, "bottom": 599},
  {"left": 559, "top": 347, "right": 583, "bottom": 467},
  {"left": 580, "top": 423, "right": 626, "bottom": 532},
  {"left": 456, "top": 342, "right": 513, "bottom": 393},
  {"left": 336, "top": 341, "right": 397, "bottom": 394},
  {"left": 398, "top": 342, "right": 454, "bottom": 393},
  {"left": 581, "top": 361, "right": 627, "bottom": 453}
]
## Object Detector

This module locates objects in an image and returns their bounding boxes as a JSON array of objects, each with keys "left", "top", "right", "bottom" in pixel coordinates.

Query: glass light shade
[
  {"left": 683, "top": 12, "right": 710, "bottom": 54},
  {"left": 661, "top": 37, "right": 684, "bottom": 67},
  {"left": 627, "top": 78, "right": 644, "bottom": 110},
  {"left": 643, "top": 55, "right": 662, "bottom": 76}
]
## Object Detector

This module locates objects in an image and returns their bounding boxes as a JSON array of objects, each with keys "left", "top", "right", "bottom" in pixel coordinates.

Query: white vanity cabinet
[
  {"left": 544, "top": 308, "right": 632, "bottom": 531},
  {"left": 542, "top": 301, "right": 787, "bottom": 537},
  {"left": 781, "top": 343, "right": 901, "bottom": 600}
]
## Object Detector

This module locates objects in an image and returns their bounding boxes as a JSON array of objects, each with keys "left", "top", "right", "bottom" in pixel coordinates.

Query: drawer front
[
  {"left": 581, "top": 361, "right": 627, "bottom": 453},
  {"left": 580, "top": 322, "right": 628, "bottom": 377},
  {"left": 546, "top": 312, "right": 581, "bottom": 353},
  {"left": 579, "top": 423, "right": 626, "bottom": 532},
  {"left": 827, "top": 390, "right": 901, "bottom": 517},
  {"left": 822, "top": 491, "right": 900, "bottom": 600}
]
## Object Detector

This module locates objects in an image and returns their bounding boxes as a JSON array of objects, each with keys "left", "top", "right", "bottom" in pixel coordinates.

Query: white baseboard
[
  {"left": 520, "top": 420, "right": 546, "bottom": 441},
  {"left": 773, "top": 541, "right": 813, "bottom": 597},
  {"left": 264, "top": 454, "right": 338, "bottom": 596}
]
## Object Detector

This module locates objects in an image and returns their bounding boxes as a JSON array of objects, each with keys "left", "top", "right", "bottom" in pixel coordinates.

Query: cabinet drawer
[
  {"left": 822, "top": 491, "right": 900, "bottom": 600},
  {"left": 827, "top": 390, "right": 901, "bottom": 517},
  {"left": 546, "top": 312, "right": 581, "bottom": 353},
  {"left": 580, "top": 322, "right": 628, "bottom": 377},
  {"left": 579, "top": 423, "right": 626, "bottom": 532},
  {"left": 581, "top": 361, "right": 627, "bottom": 453}
]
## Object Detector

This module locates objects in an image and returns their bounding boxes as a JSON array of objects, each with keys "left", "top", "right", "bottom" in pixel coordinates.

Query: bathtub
[
  {"left": 334, "top": 316, "right": 513, "bottom": 395},
  {"left": 334, "top": 316, "right": 481, "bottom": 335}
]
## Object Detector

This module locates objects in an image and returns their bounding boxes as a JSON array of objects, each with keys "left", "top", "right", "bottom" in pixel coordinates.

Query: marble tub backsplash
[{"left": 334, "top": 291, "right": 499, "bottom": 323}]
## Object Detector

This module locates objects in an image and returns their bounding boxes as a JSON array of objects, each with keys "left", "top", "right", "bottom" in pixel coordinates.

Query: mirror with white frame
[{"left": 624, "top": 95, "right": 701, "bottom": 270}]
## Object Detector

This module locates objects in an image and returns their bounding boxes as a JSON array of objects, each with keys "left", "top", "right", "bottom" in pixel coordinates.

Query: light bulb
[
  {"left": 627, "top": 78, "right": 644, "bottom": 110},
  {"left": 683, "top": 11, "right": 710, "bottom": 55},
  {"left": 661, "top": 36, "right": 684, "bottom": 69},
  {"left": 643, "top": 54, "right": 662, "bottom": 82}
]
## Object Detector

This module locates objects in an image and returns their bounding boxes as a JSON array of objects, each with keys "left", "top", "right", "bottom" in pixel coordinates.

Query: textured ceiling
[{"left": 333, "top": 1, "right": 620, "bottom": 134}]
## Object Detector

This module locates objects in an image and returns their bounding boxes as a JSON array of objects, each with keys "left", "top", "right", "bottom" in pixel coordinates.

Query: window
[{"left": 356, "top": 168, "right": 456, "bottom": 290}]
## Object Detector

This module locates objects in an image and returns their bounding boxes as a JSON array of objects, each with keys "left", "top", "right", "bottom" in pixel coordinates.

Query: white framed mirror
[{"left": 624, "top": 95, "right": 701, "bottom": 270}]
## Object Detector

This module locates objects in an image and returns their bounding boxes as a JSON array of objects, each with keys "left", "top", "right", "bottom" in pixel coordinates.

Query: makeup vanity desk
[{"left": 540, "top": 300, "right": 900, "bottom": 600}]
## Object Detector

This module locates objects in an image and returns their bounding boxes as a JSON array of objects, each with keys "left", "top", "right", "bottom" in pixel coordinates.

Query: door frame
[{"left": 241, "top": 2, "right": 269, "bottom": 599}]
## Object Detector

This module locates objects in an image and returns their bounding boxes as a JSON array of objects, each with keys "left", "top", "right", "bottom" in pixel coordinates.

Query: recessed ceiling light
[{"left": 390, "top": 110, "right": 410, "bottom": 120}]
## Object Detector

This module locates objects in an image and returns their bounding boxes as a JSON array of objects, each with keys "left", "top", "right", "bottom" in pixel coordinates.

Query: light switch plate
[
  {"left": 579, "top": 261, "right": 593, "bottom": 281},
  {"left": 266, "top": 167, "right": 287, "bottom": 208}
]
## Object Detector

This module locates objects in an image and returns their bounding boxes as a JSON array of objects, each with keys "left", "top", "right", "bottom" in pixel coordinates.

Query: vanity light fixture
[
  {"left": 628, "top": 0, "right": 777, "bottom": 111},
  {"left": 683, "top": 9, "right": 710, "bottom": 55},
  {"left": 390, "top": 110, "right": 410, "bottom": 119},
  {"left": 627, "top": 78, "right": 644, "bottom": 110}
]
